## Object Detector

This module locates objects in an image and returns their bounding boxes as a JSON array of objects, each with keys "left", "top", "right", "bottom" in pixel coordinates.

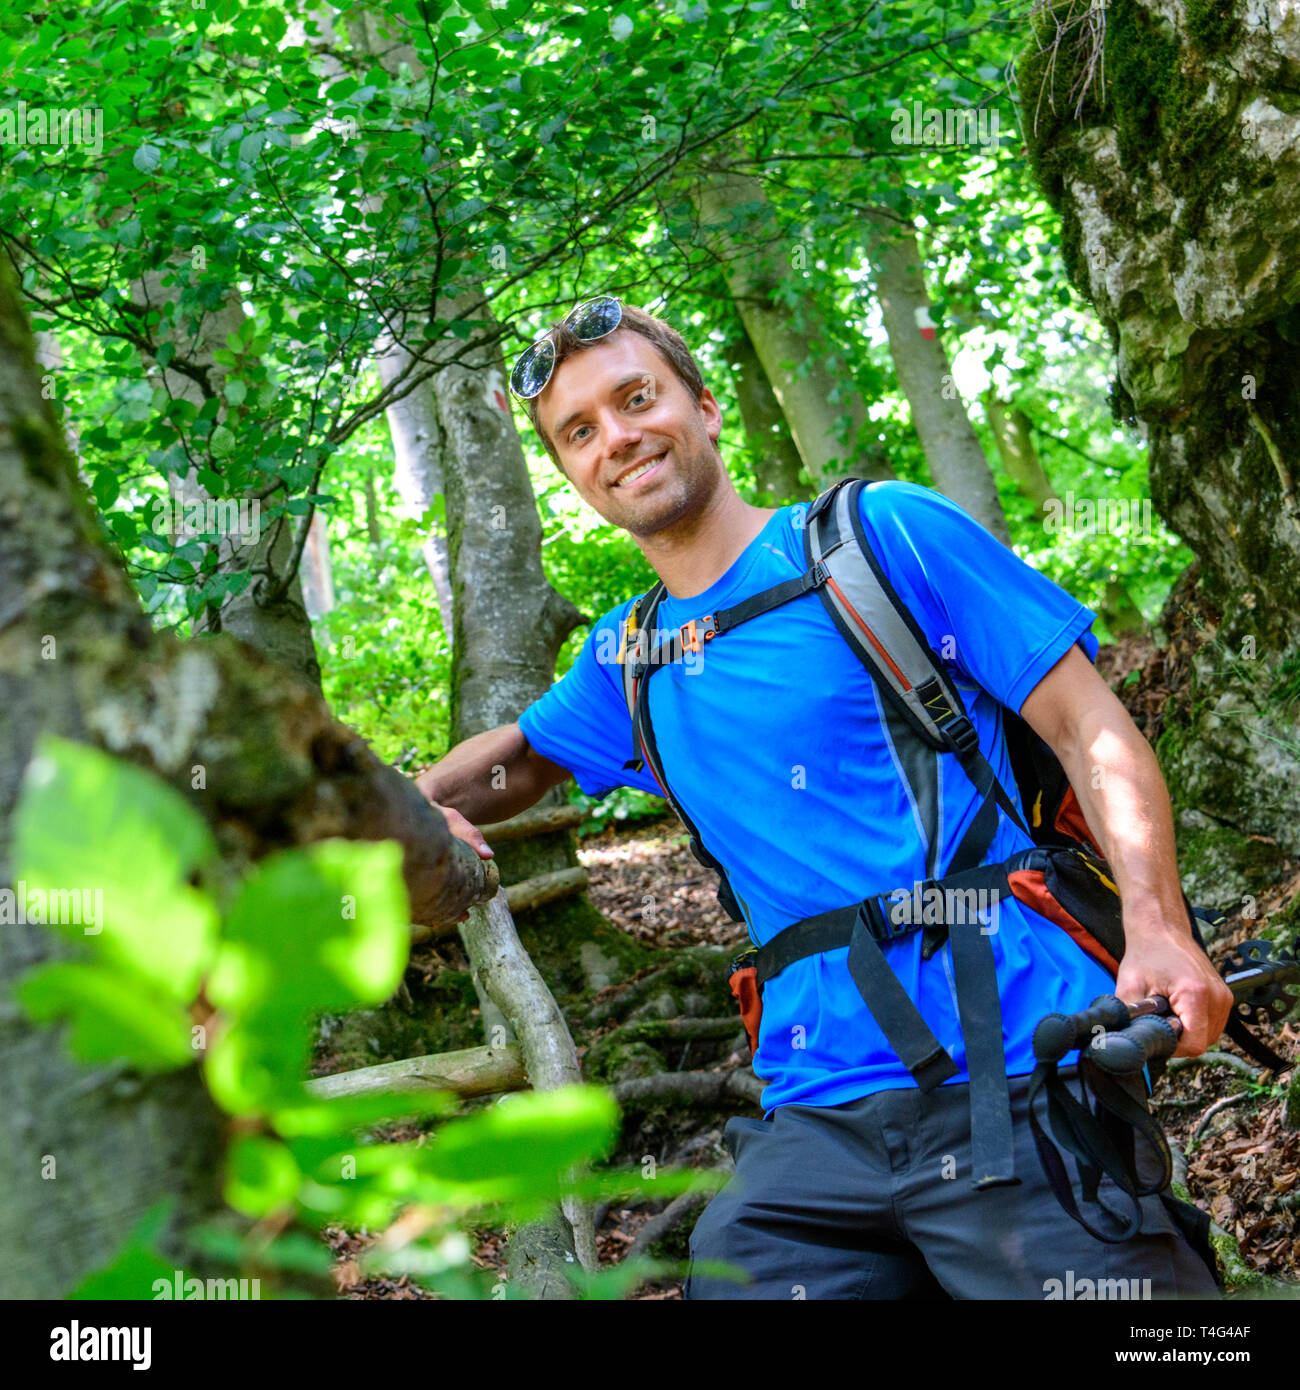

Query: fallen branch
[
  {"left": 479, "top": 803, "right": 590, "bottom": 843},
  {"left": 596, "top": 1017, "right": 747, "bottom": 1045},
  {"left": 1166, "top": 1051, "right": 1262, "bottom": 1080},
  {"left": 460, "top": 890, "right": 598, "bottom": 1288},
  {"left": 624, "top": 1188, "right": 713, "bottom": 1263},
  {"left": 1189, "top": 1092, "right": 1253, "bottom": 1148},
  {"left": 613, "top": 1068, "right": 764, "bottom": 1110},
  {"left": 306, "top": 1044, "right": 527, "bottom": 1101},
  {"left": 504, "top": 866, "right": 589, "bottom": 914}
]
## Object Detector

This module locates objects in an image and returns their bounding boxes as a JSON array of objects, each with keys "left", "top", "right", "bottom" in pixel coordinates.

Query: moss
[
  {"left": 513, "top": 893, "right": 657, "bottom": 1002},
  {"left": 1016, "top": 3, "right": 1107, "bottom": 210},
  {"left": 1183, "top": 0, "right": 1240, "bottom": 54},
  {"left": 313, "top": 965, "right": 483, "bottom": 1072},
  {"left": 1022, "top": 0, "right": 1259, "bottom": 249},
  {"left": 1103, "top": 1, "right": 1182, "bottom": 172},
  {"left": 1107, "top": 376, "right": 1138, "bottom": 429},
  {"left": 582, "top": 1038, "right": 666, "bottom": 1086}
]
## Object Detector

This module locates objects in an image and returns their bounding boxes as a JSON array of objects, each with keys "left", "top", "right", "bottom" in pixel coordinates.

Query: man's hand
[
  {"left": 1115, "top": 915, "right": 1233, "bottom": 1057},
  {"left": 412, "top": 769, "right": 495, "bottom": 861},
  {"left": 432, "top": 800, "right": 495, "bottom": 861}
]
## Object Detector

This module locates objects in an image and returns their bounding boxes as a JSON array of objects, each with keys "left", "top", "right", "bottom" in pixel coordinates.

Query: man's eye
[
  {"left": 628, "top": 392, "right": 647, "bottom": 407},
  {"left": 571, "top": 425, "right": 591, "bottom": 442}
]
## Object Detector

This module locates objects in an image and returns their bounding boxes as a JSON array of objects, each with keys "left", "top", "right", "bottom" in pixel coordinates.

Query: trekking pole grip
[
  {"left": 1032, "top": 994, "right": 1133, "bottom": 1063},
  {"left": 1086, "top": 1011, "right": 1183, "bottom": 1077}
]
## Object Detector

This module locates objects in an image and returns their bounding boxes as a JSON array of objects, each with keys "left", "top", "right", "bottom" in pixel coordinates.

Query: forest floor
[{"left": 329, "top": 630, "right": 1300, "bottom": 1299}]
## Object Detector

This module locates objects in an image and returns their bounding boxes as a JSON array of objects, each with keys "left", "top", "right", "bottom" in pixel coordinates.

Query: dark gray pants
[{"left": 685, "top": 1071, "right": 1221, "bottom": 1300}]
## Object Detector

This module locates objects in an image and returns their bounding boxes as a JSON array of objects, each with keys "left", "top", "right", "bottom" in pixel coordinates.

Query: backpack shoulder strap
[
  {"left": 805, "top": 478, "right": 1027, "bottom": 875},
  {"left": 615, "top": 580, "right": 746, "bottom": 923},
  {"left": 805, "top": 478, "right": 978, "bottom": 754}
]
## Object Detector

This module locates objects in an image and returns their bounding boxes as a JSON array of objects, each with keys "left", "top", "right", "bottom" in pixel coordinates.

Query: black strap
[
  {"left": 950, "top": 920, "right": 1018, "bottom": 1188},
  {"left": 755, "top": 858, "right": 1028, "bottom": 984},
  {"left": 1026, "top": 1057, "right": 1172, "bottom": 1243},
  {"left": 635, "top": 562, "right": 831, "bottom": 671},
  {"left": 846, "top": 905, "right": 959, "bottom": 1093}
]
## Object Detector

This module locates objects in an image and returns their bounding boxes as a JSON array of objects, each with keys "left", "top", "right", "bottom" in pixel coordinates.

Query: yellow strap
[
  {"left": 617, "top": 599, "right": 641, "bottom": 666},
  {"left": 1077, "top": 853, "right": 1120, "bottom": 896}
]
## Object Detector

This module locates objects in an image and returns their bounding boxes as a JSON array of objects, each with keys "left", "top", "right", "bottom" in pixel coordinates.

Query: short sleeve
[
  {"left": 517, "top": 601, "right": 659, "bottom": 799},
  {"left": 857, "top": 482, "right": 1100, "bottom": 715}
]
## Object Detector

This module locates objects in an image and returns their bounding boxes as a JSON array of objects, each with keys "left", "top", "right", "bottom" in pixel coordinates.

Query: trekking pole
[{"left": 1032, "top": 938, "right": 1300, "bottom": 1078}]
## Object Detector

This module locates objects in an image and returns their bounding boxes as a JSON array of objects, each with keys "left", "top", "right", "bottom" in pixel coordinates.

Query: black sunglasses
[{"left": 508, "top": 295, "right": 623, "bottom": 400}]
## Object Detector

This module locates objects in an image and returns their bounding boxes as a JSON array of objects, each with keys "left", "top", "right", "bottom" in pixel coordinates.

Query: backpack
[{"left": 613, "top": 476, "right": 1275, "bottom": 1247}]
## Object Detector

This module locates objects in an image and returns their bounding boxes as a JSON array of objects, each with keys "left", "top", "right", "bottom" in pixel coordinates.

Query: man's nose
[{"left": 601, "top": 410, "right": 642, "bottom": 456}]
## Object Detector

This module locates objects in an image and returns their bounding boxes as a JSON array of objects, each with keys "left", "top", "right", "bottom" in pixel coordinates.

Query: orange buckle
[{"left": 681, "top": 615, "right": 717, "bottom": 653}]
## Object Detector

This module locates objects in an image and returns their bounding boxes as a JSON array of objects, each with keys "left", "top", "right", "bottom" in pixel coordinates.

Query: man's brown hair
[{"left": 523, "top": 302, "right": 706, "bottom": 469}]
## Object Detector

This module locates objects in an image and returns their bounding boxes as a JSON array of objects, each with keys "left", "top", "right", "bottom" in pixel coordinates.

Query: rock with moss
[{"left": 1019, "top": 1, "right": 1300, "bottom": 903}]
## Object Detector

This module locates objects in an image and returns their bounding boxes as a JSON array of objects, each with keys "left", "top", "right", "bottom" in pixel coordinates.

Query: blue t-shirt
[{"left": 518, "top": 481, "right": 1116, "bottom": 1112}]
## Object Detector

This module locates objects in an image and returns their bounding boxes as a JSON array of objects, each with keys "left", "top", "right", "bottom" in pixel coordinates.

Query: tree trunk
[
  {"left": 134, "top": 268, "right": 322, "bottom": 687},
  {"left": 0, "top": 253, "right": 494, "bottom": 1298},
  {"left": 375, "top": 341, "right": 457, "bottom": 636},
  {"left": 983, "top": 391, "right": 1147, "bottom": 638},
  {"left": 299, "top": 512, "right": 336, "bottom": 620},
  {"left": 344, "top": 5, "right": 603, "bottom": 1294},
  {"left": 864, "top": 217, "right": 1011, "bottom": 543},
  {"left": 691, "top": 158, "right": 894, "bottom": 490},
  {"left": 1017, "top": 0, "right": 1300, "bottom": 896},
  {"left": 727, "top": 318, "right": 808, "bottom": 504}
]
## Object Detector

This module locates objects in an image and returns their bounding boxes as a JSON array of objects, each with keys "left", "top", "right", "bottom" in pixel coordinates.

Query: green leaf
[
  {"left": 204, "top": 840, "right": 410, "bottom": 1112},
  {"left": 92, "top": 468, "right": 120, "bottom": 510},
  {"left": 422, "top": 1085, "right": 618, "bottom": 1187},
  {"left": 210, "top": 425, "right": 235, "bottom": 458},
  {"left": 238, "top": 131, "right": 268, "bottom": 164},
  {"left": 68, "top": 1200, "right": 178, "bottom": 1300},
  {"left": 211, "top": 839, "right": 410, "bottom": 1015},
  {"left": 17, "top": 961, "right": 196, "bottom": 1071},
  {"left": 13, "top": 735, "right": 218, "bottom": 1000},
  {"left": 132, "top": 144, "right": 162, "bottom": 175},
  {"left": 224, "top": 380, "right": 247, "bottom": 406},
  {"left": 224, "top": 1134, "right": 302, "bottom": 1218}
]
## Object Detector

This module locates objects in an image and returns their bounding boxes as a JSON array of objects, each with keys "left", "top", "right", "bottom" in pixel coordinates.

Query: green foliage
[
  {"left": 7, "top": 0, "right": 1189, "bottom": 755},
  {"left": 12, "top": 736, "right": 680, "bottom": 1298},
  {"left": 568, "top": 783, "right": 670, "bottom": 839}
]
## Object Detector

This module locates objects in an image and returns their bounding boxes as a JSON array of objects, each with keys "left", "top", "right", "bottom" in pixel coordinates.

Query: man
[{"left": 416, "top": 296, "right": 1232, "bottom": 1299}]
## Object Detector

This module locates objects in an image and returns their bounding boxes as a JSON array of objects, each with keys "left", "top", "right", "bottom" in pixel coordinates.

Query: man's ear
[{"left": 698, "top": 387, "right": 723, "bottom": 443}]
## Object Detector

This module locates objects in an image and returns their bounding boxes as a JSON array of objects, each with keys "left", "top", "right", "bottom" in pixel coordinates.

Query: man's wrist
[{"left": 1121, "top": 895, "right": 1194, "bottom": 943}]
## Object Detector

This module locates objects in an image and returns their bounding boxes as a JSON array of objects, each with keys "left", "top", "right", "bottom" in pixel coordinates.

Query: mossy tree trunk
[
  {"left": 1018, "top": 0, "right": 1300, "bottom": 891},
  {"left": 0, "top": 252, "right": 493, "bottom": 1297}
]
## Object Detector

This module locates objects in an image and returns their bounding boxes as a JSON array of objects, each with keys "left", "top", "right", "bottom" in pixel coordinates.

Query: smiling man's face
[{"left": 537, "top": 328, "right": 724, "bottom": 539}]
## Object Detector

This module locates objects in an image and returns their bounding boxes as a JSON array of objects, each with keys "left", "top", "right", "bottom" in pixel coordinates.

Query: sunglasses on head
[{"left": 508, "top": 294, "right": 623, "bottom": 400}]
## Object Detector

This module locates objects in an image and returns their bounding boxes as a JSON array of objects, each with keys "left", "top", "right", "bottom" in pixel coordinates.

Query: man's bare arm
[
  {"left": 1020, "top": 645, "right": 1232, "bottom": 1055},
  {"left": 415, "top": 722, "right": 572, "bottom": 832}
]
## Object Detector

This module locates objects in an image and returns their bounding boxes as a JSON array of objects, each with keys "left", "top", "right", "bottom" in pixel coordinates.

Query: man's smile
[{"left": 612, "top": 449, "right": 668, "bottom": 488}]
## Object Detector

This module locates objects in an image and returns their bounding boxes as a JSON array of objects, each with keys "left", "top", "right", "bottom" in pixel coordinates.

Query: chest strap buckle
[{"left": 681, "top": 614, "right": 718, "bottom": 653}]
